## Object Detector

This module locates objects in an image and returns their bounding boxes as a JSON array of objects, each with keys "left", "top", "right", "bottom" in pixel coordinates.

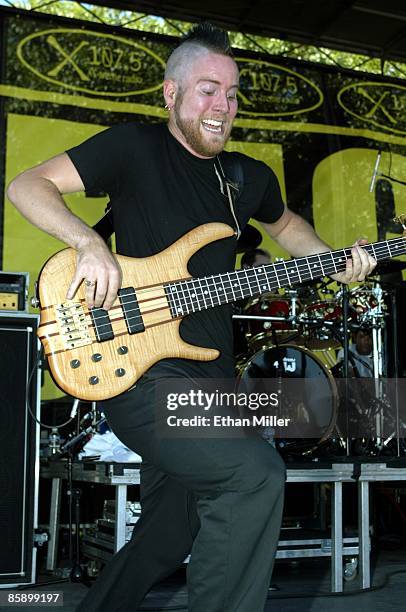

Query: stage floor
[{"left": 1, "top": 548, "right": 405, "bottom": 611}]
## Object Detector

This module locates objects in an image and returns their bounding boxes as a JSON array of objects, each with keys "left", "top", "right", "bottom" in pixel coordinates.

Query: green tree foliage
[{"left": 1, "top": 0, "right": 405, "bottom": 79}]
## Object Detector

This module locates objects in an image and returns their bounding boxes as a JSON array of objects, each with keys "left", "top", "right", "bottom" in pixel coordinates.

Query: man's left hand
[{"left": 331, "top": 239, "right": 377, "bottom": 284}]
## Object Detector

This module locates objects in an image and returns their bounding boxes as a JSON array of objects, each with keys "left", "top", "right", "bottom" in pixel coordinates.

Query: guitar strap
[
  {"left": 214, "top": 155, "right": 243, "bottom": 239},
  {"left": 92, "top": 202, "right": 115, "bottom": 243},
  {"left": 92, "top": 156, "right": 244, "bottom": 243}
]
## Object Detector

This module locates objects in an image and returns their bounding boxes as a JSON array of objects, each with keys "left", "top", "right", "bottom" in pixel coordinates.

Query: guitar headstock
[{"left": 393, "top": 214, "right": 406, "bottom": 235}]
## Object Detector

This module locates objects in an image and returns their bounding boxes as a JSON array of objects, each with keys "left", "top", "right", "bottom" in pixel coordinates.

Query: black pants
[{"left": 76, "top": 378, "right": 286, "bottom": 612}]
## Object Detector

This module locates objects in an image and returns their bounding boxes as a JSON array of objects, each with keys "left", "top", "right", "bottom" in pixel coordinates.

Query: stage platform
[{"left": 0, "top": 549, "right": 405, "bottom": 612}]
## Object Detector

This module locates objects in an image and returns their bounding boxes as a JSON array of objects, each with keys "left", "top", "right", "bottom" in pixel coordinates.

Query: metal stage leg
[
  {"left": 114, "top": 484, "right": 128, "bottom": 552},
  {"left": 331, "top": 481, "right": 343, "bottom": 592},
  {"left": 358, "top": 480, "right": 370, "bottom": 588},
  {"left": 46, "top": 477, "right": 62, "bottom": 571}
]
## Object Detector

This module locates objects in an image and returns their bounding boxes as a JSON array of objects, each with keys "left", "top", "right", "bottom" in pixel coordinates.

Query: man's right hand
[{"left": 66, "top": 236, "right": 122, "bottom": 310}]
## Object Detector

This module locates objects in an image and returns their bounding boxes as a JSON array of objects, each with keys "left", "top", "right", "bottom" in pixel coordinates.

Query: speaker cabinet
[{"left": 0, "top": 312, "right": 40, "bottom": 587}]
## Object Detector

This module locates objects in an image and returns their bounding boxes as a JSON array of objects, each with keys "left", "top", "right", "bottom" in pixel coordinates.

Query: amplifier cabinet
[
  {"left": 0, "top": 313, "right": 40, "bottom": 587},
  {"left": 0, "top": 272, "right": 29, "bottom": 311}
]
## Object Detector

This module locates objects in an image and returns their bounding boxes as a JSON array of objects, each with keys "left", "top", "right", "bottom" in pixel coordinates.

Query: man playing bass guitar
[{"left": 8, "top": 23, "right": 376, "bottom": 612}]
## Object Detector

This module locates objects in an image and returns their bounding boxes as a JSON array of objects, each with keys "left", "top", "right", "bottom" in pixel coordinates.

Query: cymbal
[{"left": 236, "top": 224, "right": 262, "bottom": 253}]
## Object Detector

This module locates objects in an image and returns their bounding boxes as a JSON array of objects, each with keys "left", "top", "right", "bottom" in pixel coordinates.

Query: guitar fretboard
[{"left": 164, "top": 237, "right": 406, "bottom": 317}]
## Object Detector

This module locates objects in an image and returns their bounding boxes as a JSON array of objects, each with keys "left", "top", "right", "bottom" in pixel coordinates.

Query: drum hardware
[
  {"left": 298, "top": 310, "right": 342, "bottom": 351},
  {"left": 233, "top": 315, "right": 297, "bottom": 322},
  {"left": 48, "top": 428, "right": 62, "bottom": 456},
  {"left": 233, "top": 274, "right": 402, "bottom": 458},
  {"left": 300, "top": 286, "right": 379, "bottom": 351},
  {"left": 234, "top": 303, "right": 304, "bottom": 352},
  {"left": 236, "top": 280, "right": 362, "bottom": 354},
  {"left": 319, "top": 287, "right": 335, "bottom": 296},
  {"left": 374, "top": 259, "right": 406, "bottom": 456},
  {"left": 389, "top": 287, "right": 401, "bottom": 456},
  {"left": 333, "top": 280, "right": 393, "bottom": 456},
  {"left": 335, "top": 284, "right": 351, "bottom": 455},
  {"left": 340, "top": 387, "right": 402, "bottom": 457},
  {"left": 357, "top": 281, "right": 387, "bottom": 443},
  {"left": 237, "top": 291, "right": 306, "bottom": 352}
]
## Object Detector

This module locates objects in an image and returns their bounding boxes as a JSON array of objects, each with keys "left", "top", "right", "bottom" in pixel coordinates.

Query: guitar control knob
[
  {"left": 70, "top": 359, "right": 81, "bottom": 369},
  {"left": 117, "top": 346, "right": 128, "bottom": 355},
  {"left": 115, "top": 368, "right": 126, "bottom": 377},
  {"left": 89, "top": 376, "right": 99, "bottom": 385},
  {"left": 91, "top": 353, "right": 102, "bottom": 362}
]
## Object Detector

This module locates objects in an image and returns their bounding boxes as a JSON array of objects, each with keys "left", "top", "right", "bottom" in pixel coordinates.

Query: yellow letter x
[
  {"left": 357, "top": 87, "right": 397, "bottom": 125},
  {"left": 47, "top": 35, "right": 90, "bottom": 81}
]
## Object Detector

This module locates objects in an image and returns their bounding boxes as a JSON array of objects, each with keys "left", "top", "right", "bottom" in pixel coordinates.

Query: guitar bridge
[{"left": 56, "top": 301, "right": 92, "bottom": 349}]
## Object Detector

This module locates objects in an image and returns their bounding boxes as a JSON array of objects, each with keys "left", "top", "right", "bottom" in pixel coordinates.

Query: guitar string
[
  {"left": 78, "top": 241, "right": 405, "bottom": 337},
  {"left": 57, "top": 239, "right": 405, "bottom": 340},
  {"left": 85, "top": 239, "right": 406, "bottom": 318},
  {"left": 91, "top": 240, "right": 405, "bottom": 312},
  {"left": 131, "top": 239, "right": 406, "bottom": 299},
  {"left": 82, "top": 241, "right": 406, "bottom": 331},
  {"left": 66, "top": 238, "right": 406, "bottom": 314}
]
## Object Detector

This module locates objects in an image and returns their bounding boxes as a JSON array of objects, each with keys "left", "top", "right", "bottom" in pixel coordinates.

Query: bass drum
[{"left": 236, "top": 345, "right": 338, "bottom": 456}]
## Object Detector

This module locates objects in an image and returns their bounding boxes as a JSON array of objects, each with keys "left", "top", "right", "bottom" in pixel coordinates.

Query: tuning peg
[{"left": 393, "top": 214, "right": 406, "bottom": 230}]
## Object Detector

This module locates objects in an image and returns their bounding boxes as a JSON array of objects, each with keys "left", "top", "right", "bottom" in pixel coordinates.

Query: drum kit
[{"left": 233, "top": 256, "right": 404, "bottom": 459}]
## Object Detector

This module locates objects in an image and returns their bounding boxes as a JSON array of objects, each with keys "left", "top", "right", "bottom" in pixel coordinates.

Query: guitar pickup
[
  {"left": 90, "top": 308, "right": 114, "bottom": 342},
  {"left": 56, "top": 302, "right": 92, "bottom": 349},
  {"left": 119, "top": 287, "right": 145, "bottom": 334}
]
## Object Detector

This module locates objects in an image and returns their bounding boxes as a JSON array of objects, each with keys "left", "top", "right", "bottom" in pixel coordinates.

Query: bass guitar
[{"left": 37, "top": 219, "right": 406, "bottom": 400}]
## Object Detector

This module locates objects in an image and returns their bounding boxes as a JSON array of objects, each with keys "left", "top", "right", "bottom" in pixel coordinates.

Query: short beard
[{"left": 173, "top": 92, "right": 228, "bottom": 157}]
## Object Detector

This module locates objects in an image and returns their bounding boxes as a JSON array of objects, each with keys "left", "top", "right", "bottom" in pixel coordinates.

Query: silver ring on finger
[{"left": 84, "top": 279, "right": 96, "bottom": 288}]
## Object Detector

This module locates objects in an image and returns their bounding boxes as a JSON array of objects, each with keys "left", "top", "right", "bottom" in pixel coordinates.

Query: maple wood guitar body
[{"left": 38, "top": 223, "right": 235, "bottom": 401}]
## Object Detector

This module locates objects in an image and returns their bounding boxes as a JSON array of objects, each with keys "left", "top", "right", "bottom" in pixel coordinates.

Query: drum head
[{"left": 237, "top": 345, "right": 338, "bottom": 453}]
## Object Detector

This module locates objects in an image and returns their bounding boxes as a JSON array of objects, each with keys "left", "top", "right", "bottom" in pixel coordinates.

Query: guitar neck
[{"left": 164, "top": 237, "right": 406, "bottom": 317}]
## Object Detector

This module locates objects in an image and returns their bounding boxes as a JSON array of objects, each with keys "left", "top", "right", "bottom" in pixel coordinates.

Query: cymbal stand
[
  {"left": 369, "top": 281, "right": 386, "bottom": 445},
  {"left": 370, "top": 281, "right": 385, "bottom": 380},
  {"left": 286, "top": 289, "right": 299, "bottom": 318},
  {"left": 369, "top": 281, "right": 403, "bottom": 455},
  {"left": 390, "top": 288, "right": 401, "bottom": 456},
  {"left": 341, "top": 284, "right": 350, "bottom": 455}
]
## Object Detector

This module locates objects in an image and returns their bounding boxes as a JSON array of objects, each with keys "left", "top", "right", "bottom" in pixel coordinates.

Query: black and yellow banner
[{"left": 1, "top": 10, "right": 405, "bottom": 397}]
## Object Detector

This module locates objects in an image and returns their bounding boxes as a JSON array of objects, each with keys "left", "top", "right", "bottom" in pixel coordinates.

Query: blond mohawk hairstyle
[{"left": 164, "top": 22, "right": 234, "bottom": 84}]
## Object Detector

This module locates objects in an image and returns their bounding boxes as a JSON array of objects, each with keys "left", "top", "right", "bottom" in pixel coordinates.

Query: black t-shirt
[{"left": 67, "top": 122, "right": 284, "bottom": 379}]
